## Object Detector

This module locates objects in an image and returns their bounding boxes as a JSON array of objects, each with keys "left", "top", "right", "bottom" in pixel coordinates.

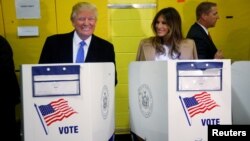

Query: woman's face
[{"left": 155, "top": 15, "right": 169, "bottom": 37}]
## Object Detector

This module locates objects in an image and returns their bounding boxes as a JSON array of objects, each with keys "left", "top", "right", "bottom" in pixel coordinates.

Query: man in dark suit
[
  {"left": 0, "top": 35, "right": 20, "bottom": 141},
  {"left": 186, "top": 2, "right": 224, "bottom": 59},
  {"left": 39, "top": 2, "right": 117, "bottom": 85}
]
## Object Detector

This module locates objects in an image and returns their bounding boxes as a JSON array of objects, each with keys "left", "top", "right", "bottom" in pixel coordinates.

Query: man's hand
[{"left": 214, "top": 50, "right": 224, "bottom": 59}]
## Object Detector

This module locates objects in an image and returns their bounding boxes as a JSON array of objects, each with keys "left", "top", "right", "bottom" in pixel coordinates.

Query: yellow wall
[
  {"left": 212, "top": 0, "right": 250, "bottom": 60},
  {"left": 1, "top": 0, "right": 57, "bottom": 68},
  {"left": 108, "top": 0, "right": 156, "bottom": 133},
  {"left": 1, "top": 0, "right": 250, "bottom": 135},
  {"left": 0, "top": 1, "right": 4, "bottom": 35}
]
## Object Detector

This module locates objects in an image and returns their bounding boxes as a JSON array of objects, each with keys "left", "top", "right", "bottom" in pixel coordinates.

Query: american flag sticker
[
  {"left": 35, "top": 98, "right": 77, "bottom": 134},
  {"left": 180, "top": 92, "right": 219, "bottom": 126}
]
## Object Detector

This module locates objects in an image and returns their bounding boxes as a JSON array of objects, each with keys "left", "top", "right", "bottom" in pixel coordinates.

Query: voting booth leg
[
  {"left": 108, "top": 134, "right": 115, "bottom": 141},
  {"left": 131, "top": 131, "right": 144, "bottom": 141}
]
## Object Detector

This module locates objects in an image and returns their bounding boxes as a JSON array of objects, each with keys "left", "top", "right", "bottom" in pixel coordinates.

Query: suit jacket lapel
[
  {"left": 85, "top": 35, "right": 98, "bottom": 62},
  {"left": 63, "top": 31, "right": 74, "bottom": 62},
  {"left": 142, "top": 41, "right": 155, "bottom": 61},
  {"left": 195, "top": 23, "right": 216, "bottom": 48}
]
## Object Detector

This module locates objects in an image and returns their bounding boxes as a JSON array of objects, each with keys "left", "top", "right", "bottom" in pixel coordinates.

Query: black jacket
[
  {"left": 39, "top": 31, "right": 117, "bottom": 85},
  {"left": 186, "top": 23, "right": 217, "bottom": 59}
]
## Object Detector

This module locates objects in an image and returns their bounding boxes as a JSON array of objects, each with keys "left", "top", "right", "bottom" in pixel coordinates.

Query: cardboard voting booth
[
  {"left": 21, "top": 63, "right": 115, "bottom": 141},
  {"left": 129, "top": 60, "right": 231, "bottom": 141},
  {"left": 232, "top": 61, "right": 250, "bottom": 124}
]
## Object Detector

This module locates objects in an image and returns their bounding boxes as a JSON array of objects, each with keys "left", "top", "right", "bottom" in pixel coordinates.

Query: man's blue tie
[{"left": 76, "top": 41, "right": 85, "bottom": 63}]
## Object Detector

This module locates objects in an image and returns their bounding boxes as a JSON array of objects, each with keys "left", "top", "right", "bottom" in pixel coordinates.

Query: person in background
[
  {"left": 39, "top": 2, "right": 117, "bottom": 86},
  {"left": 0, "top": 35, "right": 20, "bottom": 141},
  {"left": 186, "top": 1, "right": 224, "bottom": 59},
  {"left": 133, "top": 7, "right": 197, "bottom": 141},
  {"left": 136, "top": 7, "right": 198, "bottom": 61}
]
